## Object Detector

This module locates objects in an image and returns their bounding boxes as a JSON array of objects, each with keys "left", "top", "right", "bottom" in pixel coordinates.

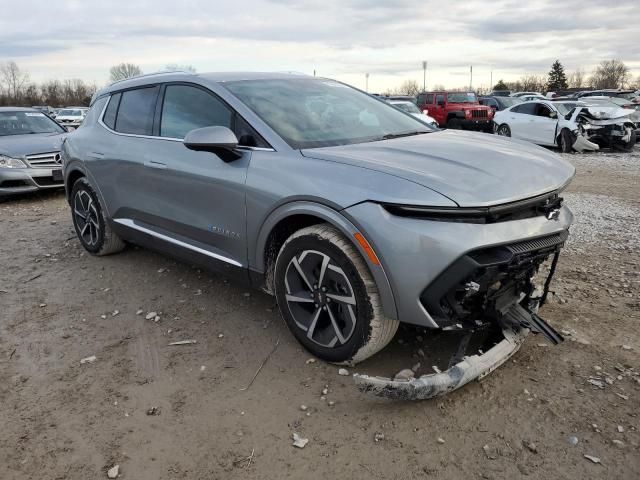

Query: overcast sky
[{"left": 2, "top": 0, "right": 638, "bottom": 91}]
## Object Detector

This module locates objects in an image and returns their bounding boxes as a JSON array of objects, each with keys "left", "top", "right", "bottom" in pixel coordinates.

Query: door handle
[{"left": 144, "top": 160, "right": 167, "bottom": 169}]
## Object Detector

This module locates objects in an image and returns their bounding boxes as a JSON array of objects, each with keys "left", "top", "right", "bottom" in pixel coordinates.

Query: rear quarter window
[{"left": 102, "top": 93, "right": 121, "bottom": 130}]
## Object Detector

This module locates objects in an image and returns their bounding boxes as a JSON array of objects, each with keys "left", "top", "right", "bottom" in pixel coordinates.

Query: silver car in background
[
  {"left": 0, "top": 107, "right": 67, "bottom": 197},
  {"left": 62, "top": 72, "right": 574, "bottom": 399},
  {"left": 55, "top": 107, "right": 88, "bottom": 128}
]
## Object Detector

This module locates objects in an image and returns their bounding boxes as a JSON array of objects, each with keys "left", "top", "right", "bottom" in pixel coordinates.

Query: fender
[
  {"left": 252, "top": 200, "right": 398, "bottom": 320},
  {"left": 63, "top": 161, "right": 111, "bottom": 218}
]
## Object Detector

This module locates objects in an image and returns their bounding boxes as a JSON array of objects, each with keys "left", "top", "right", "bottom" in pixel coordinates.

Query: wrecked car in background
[
  {"left": 493, "top": 99, "right": 637, "bottom": 153},
  {"left": 558, "top": 103, "right": 638, "bottom": 152}
]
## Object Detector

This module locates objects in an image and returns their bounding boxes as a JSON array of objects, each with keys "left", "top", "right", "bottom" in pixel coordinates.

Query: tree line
[
  {"left": 0, "top": 61, "right": 197, "bottom": 108},
  {"left": 386, "top": 59, "right": 638, "bottom": 96}
]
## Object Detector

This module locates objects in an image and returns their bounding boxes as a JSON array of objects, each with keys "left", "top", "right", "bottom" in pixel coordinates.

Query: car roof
[
  {"left": 96, "top": 71, "right": 311, "bottom": 98},
  {"left": 0, "top": 106, "right": 40, "bottom": 112}
]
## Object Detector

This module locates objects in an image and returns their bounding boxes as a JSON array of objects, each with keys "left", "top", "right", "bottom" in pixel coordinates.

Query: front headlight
[{"left": 0, "top": 155, "right": 27, "bottom": 168}]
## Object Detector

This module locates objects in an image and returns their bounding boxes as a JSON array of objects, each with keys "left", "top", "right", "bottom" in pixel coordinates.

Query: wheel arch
[
  {"left": 253, "top": 201, "right": 398, "bottom": 320},
  {"left": 65, "top": 167, "right": 86, "bottom": 204}
]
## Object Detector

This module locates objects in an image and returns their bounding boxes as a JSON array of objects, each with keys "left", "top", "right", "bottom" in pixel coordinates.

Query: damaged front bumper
[{"left": 354, "top": 305, "right": 536, "bottom": 400}]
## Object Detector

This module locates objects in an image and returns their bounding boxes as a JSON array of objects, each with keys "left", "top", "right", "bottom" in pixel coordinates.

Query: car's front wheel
[
  {"left": 70, "top": 178, "right": 125, "bottom": 256},
  {"left": 274, "top": 224, "right": 398, "bottom": 365},
  {"left": 497, "top": 124, "right": 511, "bottom": 137}
]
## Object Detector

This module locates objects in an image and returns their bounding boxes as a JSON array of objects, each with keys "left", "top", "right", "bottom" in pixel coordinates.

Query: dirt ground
[{"left": 1, "top": 146, "right": 639, "bottom": 480}]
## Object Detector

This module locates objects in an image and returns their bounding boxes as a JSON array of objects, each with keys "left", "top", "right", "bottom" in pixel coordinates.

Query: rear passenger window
[
  {"left": 513, "top": 103, "right": 537, "bottom": 115},
  {"left": 426, "top": 94, "right": 434, "bottom": 104},
  {"left": 103, "top": 93, "right": 121, "bottom": 130},
  {"left": 160, "top": 85, "right": 231, "bottom": 139},
  {"left": 115, "top": 86, "right": 159, "bottom": 135}
]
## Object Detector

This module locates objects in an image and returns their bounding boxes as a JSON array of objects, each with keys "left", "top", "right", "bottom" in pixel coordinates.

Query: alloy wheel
[
  {"left": 73, "top": 190, "right": 100, "bottom": 246},
  {"left": 498, "top": 125, "right": 510, "bottom": 136},
  {"left": 284, "top": 250, "right": 357, "bottom": 348}
]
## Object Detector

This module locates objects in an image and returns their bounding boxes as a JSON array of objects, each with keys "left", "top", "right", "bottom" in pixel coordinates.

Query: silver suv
[{"left": 63, "top": 72, "right": 574, "bottom": 399}]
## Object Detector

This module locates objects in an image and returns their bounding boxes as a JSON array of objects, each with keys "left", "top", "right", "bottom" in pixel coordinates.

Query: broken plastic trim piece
[{"left": 353, "top": 307, "right": 530, "bottom": 400}]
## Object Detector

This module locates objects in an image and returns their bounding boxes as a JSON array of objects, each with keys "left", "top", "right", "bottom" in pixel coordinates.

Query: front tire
[
  {"left": 613, "top": 130, "right": 636, "bottom": 152},
  {"left": 70, "top": 178, "right": 125, "bottom": 256},
  {"left": 274, "top": 224, "right": 398, "bottom": 365},
  {"left": 559, "top": 129, "right": 574, "bottom": 153},
  {"left": 497, "top": 124, "right": 511, "bottom": 137}
]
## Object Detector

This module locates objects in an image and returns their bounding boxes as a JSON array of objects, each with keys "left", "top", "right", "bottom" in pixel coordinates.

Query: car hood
[
  {"left": 0, "top": 132, "right": 67, "bottom": 158},
  {"left": 301, "top": 130, "right": 575, "bottom": 207}
]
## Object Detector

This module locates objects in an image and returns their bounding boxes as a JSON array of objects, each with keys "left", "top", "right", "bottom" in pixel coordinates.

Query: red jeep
[{"left": 417, "top": 91, "right": 494, "bottom": 132}]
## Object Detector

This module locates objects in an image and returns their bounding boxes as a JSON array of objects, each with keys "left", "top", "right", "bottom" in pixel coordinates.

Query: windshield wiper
[{"left": 381, "top": 130, "right": 428, "bottom": 140}]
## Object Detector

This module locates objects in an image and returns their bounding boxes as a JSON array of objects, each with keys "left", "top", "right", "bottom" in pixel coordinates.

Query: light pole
[
  {"left": 422, "top": 61, "right": 427, "bottom": 91},
  {"left": 469, "top": 65, "right": 473, "bottom": 90},
  {"left": 365, "top": 72, "right": 369, "bottom": 92}
]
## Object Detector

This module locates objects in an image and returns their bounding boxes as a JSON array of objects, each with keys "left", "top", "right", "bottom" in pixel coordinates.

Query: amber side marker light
[{"left": 353, "top": 232, "right": 381, "bottom": 266}]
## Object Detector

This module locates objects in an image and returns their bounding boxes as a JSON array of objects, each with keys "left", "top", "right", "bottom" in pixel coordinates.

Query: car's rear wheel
[
  {"left": 497, "top": 124, "right": 511, "bottom": 137},
  {"left": 71, "top": 178, "right": 125, "bottom": 256},
  {"left": 274, "top": 224, "right": 398, "bottom": 365},
  {"left": 559, "top": 129, "right": 574, "bottom": 153}
]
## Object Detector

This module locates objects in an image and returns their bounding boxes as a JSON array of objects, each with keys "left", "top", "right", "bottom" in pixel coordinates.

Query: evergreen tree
[
  {"left": 547, "top": 60, "right": 568, "bottom": 91},
  {"left": 493, "top": 79, "right": 508, "bottom": 91}
]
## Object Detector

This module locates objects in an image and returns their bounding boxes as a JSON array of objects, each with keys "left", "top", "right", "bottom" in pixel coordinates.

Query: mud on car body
[{"left": 62, "top": 72, "right": 574, "bottom": 399}]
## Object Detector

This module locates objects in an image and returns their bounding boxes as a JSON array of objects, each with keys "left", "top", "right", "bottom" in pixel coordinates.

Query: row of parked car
[
  {"left": 381, "top": 88, "right": 639, "bottom": 153},
  {"left": 32, "top": 105, "right": 88, "bottom": 127}
]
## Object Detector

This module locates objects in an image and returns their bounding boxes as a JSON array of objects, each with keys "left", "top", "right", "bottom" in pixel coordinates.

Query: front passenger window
[{"left": 160, "top": 85, "right": 232, "bottom": 139}]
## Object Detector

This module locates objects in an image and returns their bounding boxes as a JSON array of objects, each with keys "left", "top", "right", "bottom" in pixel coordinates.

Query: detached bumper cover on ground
[{"left": 353, "top": 310, "right": 530, "bottom": 400}]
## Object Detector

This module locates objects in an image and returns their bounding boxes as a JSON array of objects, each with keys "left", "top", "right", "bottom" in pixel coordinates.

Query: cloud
[{"left": 0, "top": 0, "right": 638, "bottom": 89}]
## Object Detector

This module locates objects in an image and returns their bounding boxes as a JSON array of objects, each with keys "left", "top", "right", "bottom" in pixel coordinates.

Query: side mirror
[
  {"left": 549, "top": 111, "right": 558, "bottom": 119},
  {"left": 183, "top": 126, "right": 241, "bottom": 161}
]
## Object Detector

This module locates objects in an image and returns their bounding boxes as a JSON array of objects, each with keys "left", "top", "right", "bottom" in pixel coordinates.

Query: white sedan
[
  {"left": 388, "top": 100, "right": 438, "bottom": 127},
  {"left": 493, "top": 100, "right": 578, "bottom": 147}
]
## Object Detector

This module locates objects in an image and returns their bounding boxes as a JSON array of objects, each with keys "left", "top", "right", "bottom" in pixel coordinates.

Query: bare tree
[
  {"left": 109, "top": 63, "right": 143, "bottom": 82},
  {"left": 520, "top": 75, "right": 546, "bottom": 92},
  {"left": 0, "top": 61, "right": 30, "bottom": 101},
  {"left": 589, "top": 59, "right": 630, "bottom": 89},
  {"left": 568, "top": 68, "right": 585, "bottom": 88},
  {"left": 395, "top": 79, "right": 420, "bottom": 96},
  {"left": 164, "top": 64, "right": 196, "bottom": 73},
  {"left": 41, "top": 80, "right": 64, "bottom": 106}
]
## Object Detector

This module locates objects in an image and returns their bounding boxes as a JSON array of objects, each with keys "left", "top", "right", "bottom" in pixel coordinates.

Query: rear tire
[
  {"left": 70, "top": 178, "right": 125, "bottom": 256},
  {"left": 274, "top": 224, "right": 398, "bottom": 365}
]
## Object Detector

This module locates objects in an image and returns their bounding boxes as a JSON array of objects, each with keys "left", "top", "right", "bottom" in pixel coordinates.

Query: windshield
[
  {"left": 0, "top": 111, "right": 65, "bottom": 136},
  {"left": 391, "top": 102, "right": 421, "bottom": 114},
  {"left": 224, "top": 78, "right": 431, "bottom": 149},
  {"left": 58, "top": 109, "right": 82, "bottom": 116},
  {"left": 496, "top": 97, "right": 522, "bottom": 108},
  {"left": 555, "top": 102, "right": 578, "bottom": 115},
  {"left": 446, "top": 92, "right": 477, "bottom": 103}
]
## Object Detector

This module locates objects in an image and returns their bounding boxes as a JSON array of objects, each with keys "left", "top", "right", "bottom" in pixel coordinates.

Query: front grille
[
  {"left": 506, "top": 231, "right": 569, "bottom": 255},
  {"left": 26, "top": 152, "right": 61, "bottom": 168},
  {"left": 422, "top": 231, "right": 569, "bottom": 326},
  {"left": 472, "top": 110, "right": 488, "bottom": 119}
]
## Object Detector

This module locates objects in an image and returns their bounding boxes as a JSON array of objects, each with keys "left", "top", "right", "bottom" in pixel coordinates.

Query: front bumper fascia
[
  {"left": 354, "top": 306, "right": 530, "bottom": 400},
  {"left": 342, "top": 202, "right": 573, "bottom": 328},
  {"left": 0, "top": 167, "right": 64, "bottom": 196}
]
